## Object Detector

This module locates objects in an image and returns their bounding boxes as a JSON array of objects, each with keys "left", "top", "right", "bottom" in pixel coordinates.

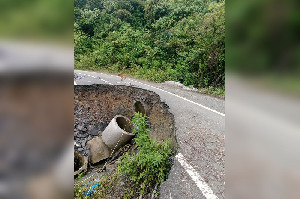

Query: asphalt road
[{"left": 74, "top": 70, "right": 225, "bottom": 199}]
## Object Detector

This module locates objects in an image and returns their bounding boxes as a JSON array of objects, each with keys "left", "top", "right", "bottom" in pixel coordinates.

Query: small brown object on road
[{"left": 118, "top": 73, "right": 126, "bottom": 81}]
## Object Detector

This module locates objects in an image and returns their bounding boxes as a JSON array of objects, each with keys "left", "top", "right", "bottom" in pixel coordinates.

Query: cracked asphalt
[{"left": 74, "top": 70, "right": 225, "bottom": 199}]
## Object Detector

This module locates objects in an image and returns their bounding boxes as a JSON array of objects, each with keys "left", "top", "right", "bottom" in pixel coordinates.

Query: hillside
[{"left": 74, "top": 0, "right": 225, "bottom": 90}]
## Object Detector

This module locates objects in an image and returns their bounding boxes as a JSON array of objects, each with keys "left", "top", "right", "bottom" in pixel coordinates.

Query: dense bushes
[
  {"left": 116, "top": 113, "right": 172, "bottom": 197},
  {"left": 75, "top": 0, "right": 225, "bottom": 89}
]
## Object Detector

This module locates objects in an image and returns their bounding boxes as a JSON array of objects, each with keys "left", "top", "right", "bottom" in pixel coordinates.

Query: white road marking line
[
  {"left": 127, "top": 79, "right": 225, "bottom": 117},
  {"left": 176, "top": 153, "right": 219, "bottom": 199},
  {"left": 98, "top": 78, "right": 114, "bottom": 85},
  {"left": 76, "top": 72, "right": 224, "bottom": 116}
]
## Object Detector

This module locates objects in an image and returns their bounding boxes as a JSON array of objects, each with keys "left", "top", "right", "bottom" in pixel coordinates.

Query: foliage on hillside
[{"left": 75, "top": 0, "right": 225, "bottom": 89}]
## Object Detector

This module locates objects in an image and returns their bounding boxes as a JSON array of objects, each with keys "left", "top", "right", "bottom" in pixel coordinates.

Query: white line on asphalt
[
  {"left": 176, "top": 153, "right": 219, "bottom": 199},
  {"left": 76, "top": 71, "right": 224, "bottom": 116},
  {"left": 127, "top": 79, "right": 225, "bottom": 117},
  {"left": 99, "top": 78, "right": 113, "bottom": 85}
]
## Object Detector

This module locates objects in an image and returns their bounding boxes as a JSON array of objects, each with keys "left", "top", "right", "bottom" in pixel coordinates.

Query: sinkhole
[{"left": 74, "top": 84, "right": 177, "bottom": 197}]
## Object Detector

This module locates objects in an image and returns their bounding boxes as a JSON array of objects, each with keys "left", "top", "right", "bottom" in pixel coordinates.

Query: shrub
[
  {"left": 116, "top": 113, "right": 172, "bottom": 197},
  {"left": 74, "top": 0, "right": 225, "bottom": 89}
]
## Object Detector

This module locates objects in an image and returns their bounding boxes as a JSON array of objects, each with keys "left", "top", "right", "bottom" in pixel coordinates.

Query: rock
[
  {"left": 81, "top": 139, "right": 86, "bottom": 147},
  {"left": 74, "top": 141, "right": 80, "bottom": 148},
  {"left": 88, "top": 125, "right": 93, "bottom": 130},
  {"left": 77, "top": 124, "right": 84, "bottom": 131},
  {"left": 74, "top": 130, "right": 79, "bottom": 137},
  {"left": 99, "top": 122, "right": 108, "bottom": 132},
  {"left": 105, "top": 163, "right": 115, "bottom": 173},
  {"left": 83, "top": 150, "right": 90, "bottom": 157},
  {"left": 77, "top": 133, "right": 87, "bottom": 138},
  {"left": 87, "top": 136, "right": 111, "bottom": 164},
  {"left": 89, "top": 126, "right": 99, "bottom": 136}
]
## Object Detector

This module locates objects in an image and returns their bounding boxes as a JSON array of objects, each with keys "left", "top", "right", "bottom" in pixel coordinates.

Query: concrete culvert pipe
[{"left": 102, "top": 115, "right": 134, "bottom": 152}]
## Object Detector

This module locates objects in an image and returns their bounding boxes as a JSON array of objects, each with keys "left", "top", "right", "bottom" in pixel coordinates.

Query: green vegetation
[
  {"left": 74, "top": 113, "right": 173, "bottom": 198},
  {"left": 75, "top": 0, "right": 225, "bottom": 91},
  {"left": 116, "top": 113, "right": 172, "bottom": 197},
  {"left": 198, "top": 86, "right": 225, "bottom": 98}
]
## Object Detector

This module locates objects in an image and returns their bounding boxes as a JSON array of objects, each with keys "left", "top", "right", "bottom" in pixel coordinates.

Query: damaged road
[{"left": 74, "top": 70, "right": 225, "bottom": 199}]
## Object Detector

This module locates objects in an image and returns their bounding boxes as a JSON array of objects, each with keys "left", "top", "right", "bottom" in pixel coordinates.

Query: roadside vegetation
[
  {"left": 74, "top": 113, "right": 173, "bottom": 198},
  {"left": 74, "top": 0, "right": 225, "bottom": 96}
]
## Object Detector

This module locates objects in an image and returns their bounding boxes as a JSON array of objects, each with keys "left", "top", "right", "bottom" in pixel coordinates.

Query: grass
[
  {"left": 116, "top": 113, "right": 172, "bottom": 197},
  {"left": 75, "top": 65, "right": 225, "bottom": 98},
  {"left": 74, "top": 173, "right": 118, "bottom": 199},
  {"left": 198, "top": 86, "right": 225, "bottom": 98}
]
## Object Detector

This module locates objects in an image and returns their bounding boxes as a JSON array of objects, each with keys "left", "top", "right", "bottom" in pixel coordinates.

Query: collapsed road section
[{"left": 74, "top": 84, "right": 177, "bottom": 198}]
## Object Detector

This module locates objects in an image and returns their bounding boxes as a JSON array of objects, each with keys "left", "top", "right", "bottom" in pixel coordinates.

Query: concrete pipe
[
  {"left": 87, "top": 136, "right": 111, "bottom": 164},
  {"left": 102, "top": 115, "right": 134, "bottom": 152}
]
